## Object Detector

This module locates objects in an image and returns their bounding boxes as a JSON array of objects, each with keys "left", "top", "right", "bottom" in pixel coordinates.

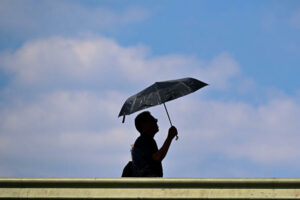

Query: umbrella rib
[
  {"left": 129, "top": 96, "right": 137, "bottom": 114},
  {"left": 179, "top": 81, "right": 193, "bottom": 93},
  {"left": 154, "top": 83, "right": 162, "bottom": 104}
]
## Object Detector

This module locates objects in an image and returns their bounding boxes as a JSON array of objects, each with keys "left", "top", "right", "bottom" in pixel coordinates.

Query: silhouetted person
[{"left": 131, "top": 111, "right": 178, "bottom": 177}]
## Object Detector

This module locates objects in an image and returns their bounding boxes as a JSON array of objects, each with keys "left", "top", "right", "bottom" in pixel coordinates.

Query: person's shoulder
[
  {"left": 134, "top": 135, "right": 143, "bottom": 146},
  {"left": 134, "top": 135, "right": 142, "bottom": 142},
  {"left": 134, "top": 135, "right": 154, "bottom": 146}
]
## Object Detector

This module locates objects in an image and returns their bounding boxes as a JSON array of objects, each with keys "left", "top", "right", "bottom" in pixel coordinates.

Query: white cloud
[
  {"left": 0, "top": 90, "right": 124, "bottom": 135},
  {"left": 0, "top": 90, "right": 135, "bottom": 176},
  {"left": 1, "top": 90, "right": 299, "bottom": 177},
  {"left": 196, "top": 53, "right": 240, "bottom": 90},
  {"left": 1, "top": 36, "right": 239, "bottom": 91},
  {"left": 166, "top": 95, "right": 300, "bottom": 167}
]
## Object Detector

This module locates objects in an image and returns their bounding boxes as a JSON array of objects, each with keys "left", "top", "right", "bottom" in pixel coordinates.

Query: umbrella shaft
[{"left": 163, "top": 103, "right": 173, "bottom": 126}]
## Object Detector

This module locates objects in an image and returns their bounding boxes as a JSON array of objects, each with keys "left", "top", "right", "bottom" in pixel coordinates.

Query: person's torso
[{"left": 132, "top": 135, "right": 163, "bottom": 177}]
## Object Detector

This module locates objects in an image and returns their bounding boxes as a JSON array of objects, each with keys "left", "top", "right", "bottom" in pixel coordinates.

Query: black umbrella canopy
[{"left": 118, "top": 77, "right": 208, "bottom": 121}]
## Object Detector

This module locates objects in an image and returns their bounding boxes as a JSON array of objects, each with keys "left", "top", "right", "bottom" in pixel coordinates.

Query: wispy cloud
[
  {"left": 0, "top": 0, "right": 149, "bottom": 38},
  {"left": 290, "top": 8, "right": 300, "bottom": 29}
]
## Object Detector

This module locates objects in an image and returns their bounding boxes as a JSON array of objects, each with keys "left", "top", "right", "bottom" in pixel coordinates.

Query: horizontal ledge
[
  {"left": 1, "top": 178, "right": 300, "bottom": 189},
  {"left": 2, "top": 188, "right": 300, "bottom": 199},
  {"left": 2, "top": 178, "right": 300, "bottom": 199}
]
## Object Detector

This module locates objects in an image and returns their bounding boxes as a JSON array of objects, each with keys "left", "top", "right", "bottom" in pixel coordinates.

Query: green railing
[{"left": 1, "top": 178, "right": 300, "bottom": 199}]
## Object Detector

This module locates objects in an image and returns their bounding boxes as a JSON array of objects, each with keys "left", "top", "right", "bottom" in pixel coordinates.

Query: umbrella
[{"left": 118, "top": 77, "right": 208, "bottom": 129}]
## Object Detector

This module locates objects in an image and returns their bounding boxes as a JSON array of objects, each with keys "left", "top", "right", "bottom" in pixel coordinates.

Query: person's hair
[{"left": 135, "top": 111, "right": 152, "bottom": 134}]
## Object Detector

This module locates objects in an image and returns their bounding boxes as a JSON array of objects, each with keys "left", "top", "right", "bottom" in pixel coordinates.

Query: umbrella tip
[{"left": 122, "top": 115, "right": 126, "bottom": 123}]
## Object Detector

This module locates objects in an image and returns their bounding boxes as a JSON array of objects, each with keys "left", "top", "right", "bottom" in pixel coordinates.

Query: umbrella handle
[{"left": 163, "top": 103, "right": 178, "bottom": 141}]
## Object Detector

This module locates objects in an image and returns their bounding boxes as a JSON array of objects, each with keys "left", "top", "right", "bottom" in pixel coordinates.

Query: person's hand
[{"left": 168, "top": 126, "right": 178, "bottom": 140}]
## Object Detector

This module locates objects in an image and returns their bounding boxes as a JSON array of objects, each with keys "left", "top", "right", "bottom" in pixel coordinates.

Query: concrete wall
[{"left": 1, "top": 178, "right": 300, "bottom": 199}]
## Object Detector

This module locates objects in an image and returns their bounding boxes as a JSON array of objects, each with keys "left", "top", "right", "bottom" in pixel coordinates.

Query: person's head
[{"left": 135, "top": 111, "right": 159, "bottom": 137}]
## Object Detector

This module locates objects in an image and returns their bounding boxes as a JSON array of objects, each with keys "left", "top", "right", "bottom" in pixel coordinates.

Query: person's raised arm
[{"left": 152, "top": 126, "right": 178, "bottom": 162}]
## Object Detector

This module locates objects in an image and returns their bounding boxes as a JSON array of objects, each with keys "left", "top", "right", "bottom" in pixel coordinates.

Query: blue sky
[{"left": 0, "top": 0, "right": 300, "bottom": 177}]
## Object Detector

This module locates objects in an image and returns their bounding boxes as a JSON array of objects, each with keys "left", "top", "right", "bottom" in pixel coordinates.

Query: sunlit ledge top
[{"left": 1, "top": 178, "right": 300, "bottom": 199}]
